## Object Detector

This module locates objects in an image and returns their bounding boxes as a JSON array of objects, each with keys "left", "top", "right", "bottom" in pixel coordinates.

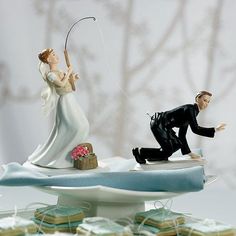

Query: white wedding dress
[{"left": 28, "top": 71, "right": 89, "bottom": 168}]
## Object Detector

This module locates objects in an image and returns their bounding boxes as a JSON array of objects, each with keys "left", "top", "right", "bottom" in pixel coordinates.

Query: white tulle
[
  {"left": 39, "top": 62, "right": 57, "bottom": 116},
  {"left": 40, "top": 86, "right": 57, "bottom": 116}
]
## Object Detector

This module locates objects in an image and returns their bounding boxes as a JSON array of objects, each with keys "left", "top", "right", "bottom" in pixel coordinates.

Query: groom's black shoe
[{"left": 132, "top": 148, "right": 146, "bottom": 164}]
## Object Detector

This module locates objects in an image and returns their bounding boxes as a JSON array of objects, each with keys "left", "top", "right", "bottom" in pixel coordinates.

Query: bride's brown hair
[{"left": 38, "top": 48, "right": 53, "bottom": 64}]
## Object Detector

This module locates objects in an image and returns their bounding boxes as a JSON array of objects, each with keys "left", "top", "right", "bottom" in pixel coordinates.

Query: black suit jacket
[{"left": 162, "top": 103, "right": 215, "bottom": 155}]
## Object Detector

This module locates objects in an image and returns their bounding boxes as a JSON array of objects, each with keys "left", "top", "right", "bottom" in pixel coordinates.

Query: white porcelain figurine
[{"left": 28, "top": 48, "right": 89, "bottom": 168}]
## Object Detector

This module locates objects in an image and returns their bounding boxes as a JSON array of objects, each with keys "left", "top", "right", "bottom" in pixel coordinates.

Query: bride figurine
[{"left": 28, "top": 48, "right": 89, "bottom": 168}]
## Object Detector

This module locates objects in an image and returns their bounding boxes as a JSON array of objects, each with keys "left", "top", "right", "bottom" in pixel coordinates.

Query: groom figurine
[{"left": 132, "top": 91, "right": 226, "bottom": 164}]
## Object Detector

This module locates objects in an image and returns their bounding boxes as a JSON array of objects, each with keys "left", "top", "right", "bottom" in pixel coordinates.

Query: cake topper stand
[{"left": 29, "top": 157, "right": 217, "bottom": 220}]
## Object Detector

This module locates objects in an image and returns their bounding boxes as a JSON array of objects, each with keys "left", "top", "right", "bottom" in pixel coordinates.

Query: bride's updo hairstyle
[{"left": 38, "top": 48, "right": 53, "bottom": 64}]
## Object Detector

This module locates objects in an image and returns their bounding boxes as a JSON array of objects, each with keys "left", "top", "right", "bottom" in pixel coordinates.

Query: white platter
[
  {"left": 23, "top": 160, "right": 110, "bottom": 176},
  {"left": 36, "top": 185, "right": 182, "bottom": 203},
  {"left": 133, "top": 157, "right": 206, "bottom": 171},
  {"left": 35, "top": 175, "right": 217, "bottom": 219}
]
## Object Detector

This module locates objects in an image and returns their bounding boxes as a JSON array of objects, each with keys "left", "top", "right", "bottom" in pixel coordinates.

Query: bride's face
[{"left": 47, "top": 51, "right": 59, "bottom": 64}]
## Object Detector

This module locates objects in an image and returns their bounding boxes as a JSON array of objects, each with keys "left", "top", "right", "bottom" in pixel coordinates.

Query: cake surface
[
  {"left": 32, "top": 217, "right": 81, "bottom": 234},
  {"left": 76, "top": 217, "right": 132, "bottom": 236},
  {"left": 34, "top": 205, "right": 84, "bottom": 224},
  {"left": 180, "top": 219, "right": 236, "bottom": 236},
  {"left": 132, "top": 223, "right": 178, "bottom": 236},
  {"left": 135, "top": 208, "right": 185, "bottom": 229},
  {"left": 0, "top": 216, "right": 38, "bottom": 236}
]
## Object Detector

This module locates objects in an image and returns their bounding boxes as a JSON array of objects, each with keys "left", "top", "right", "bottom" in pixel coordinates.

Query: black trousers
[{"left": 140, "top": 113, "right": 182, "bottom": 161}]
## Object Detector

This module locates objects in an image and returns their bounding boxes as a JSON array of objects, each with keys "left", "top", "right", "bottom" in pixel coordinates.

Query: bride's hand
[
  {"left": 74, "top": 73, "right": 79, "bottom": 80},
  {"left": 67, "top": 65, "right": 73, "bottom": 75}
]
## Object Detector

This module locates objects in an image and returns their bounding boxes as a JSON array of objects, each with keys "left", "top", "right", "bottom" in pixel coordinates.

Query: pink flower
[{"left": 71, "top": 145, "right": 89, "bottom": 160}]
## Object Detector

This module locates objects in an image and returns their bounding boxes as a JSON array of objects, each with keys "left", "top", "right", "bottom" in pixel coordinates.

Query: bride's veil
[{"left": 38, "top": 62, "right": 58, "bottom": 116}]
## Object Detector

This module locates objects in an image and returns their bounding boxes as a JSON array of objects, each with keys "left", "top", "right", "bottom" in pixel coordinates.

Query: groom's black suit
[{"left": 140, "top": 103, "right": 215, "bottom": 160}]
